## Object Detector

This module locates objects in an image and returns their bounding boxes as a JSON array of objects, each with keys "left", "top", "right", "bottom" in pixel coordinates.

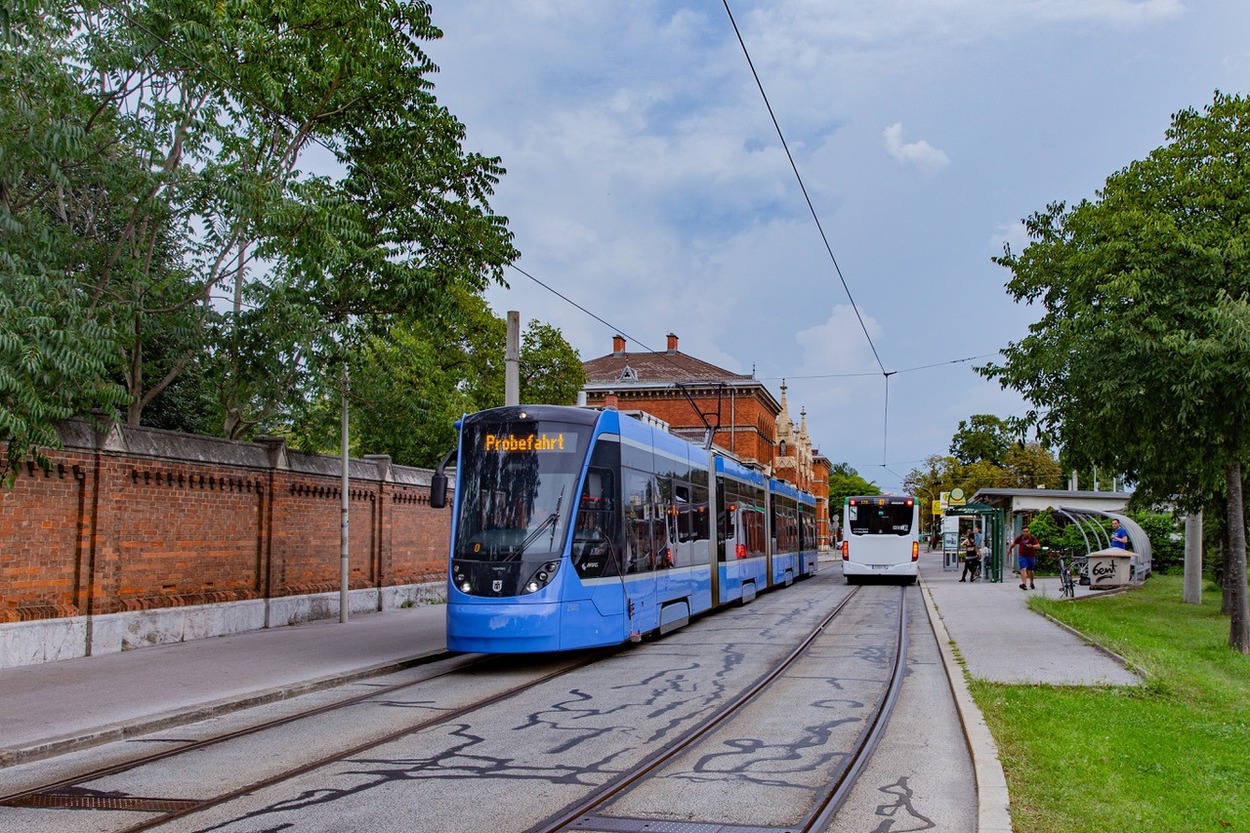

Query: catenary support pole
[{"left": 1184, "top": 511, "right": 1203, "bottom": 605}]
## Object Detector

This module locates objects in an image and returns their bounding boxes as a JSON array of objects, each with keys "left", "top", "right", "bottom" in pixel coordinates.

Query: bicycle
[{"left": 1057, "top": 552, "right": 1088, "bottom": 599}]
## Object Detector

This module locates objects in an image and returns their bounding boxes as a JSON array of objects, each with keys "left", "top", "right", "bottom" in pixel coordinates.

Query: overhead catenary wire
[{"left": 720, "top": 0, "right": 887, "bottom": 378}]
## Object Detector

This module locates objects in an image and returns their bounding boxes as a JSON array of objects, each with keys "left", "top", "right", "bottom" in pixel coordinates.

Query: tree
[
  {"left": 286, "top": 294, "right": 584, "bottom": 469},
  {"left": 982, "top": 91, "right": 1250, "bottom": 652},
  {"left": 950, "top": 414, "right": 1013, "bottom": 466},
  {"left": 0, "top": 5, "right": 130, "bottom": 481},
  {"left": 3, "top": 0, "right": 519, "bottom": 462},
  {"left": 1000, "top": 442, "right": 1064, "bottom": 489},
  {"left": 827, "top": 462, "right": 880, "bottom": 522}
]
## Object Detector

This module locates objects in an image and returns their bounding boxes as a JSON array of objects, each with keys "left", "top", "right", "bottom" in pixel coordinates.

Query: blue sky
[{"left": 421, "top": 1, "right": 1250, "bottom": 492}]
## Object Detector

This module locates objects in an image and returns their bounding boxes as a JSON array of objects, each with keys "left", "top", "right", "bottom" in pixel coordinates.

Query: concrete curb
[
  {"left": 919, "top": 577, "right": 1014, "bottom": 833},
  {"left": 0, "top": 654, "right": 440, "bottom": 768}
]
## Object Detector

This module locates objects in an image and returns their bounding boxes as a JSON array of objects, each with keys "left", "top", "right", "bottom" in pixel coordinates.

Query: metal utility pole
[
  {"left": 340, "top": 366, "right": 350, "bottom": 623},
  {"left": 505, "top": 310, "right": 520, "bottom": 406}
]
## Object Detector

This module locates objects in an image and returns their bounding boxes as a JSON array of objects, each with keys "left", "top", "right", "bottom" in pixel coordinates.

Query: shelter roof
[{"left": 972, "top": 488, "right": 1131, "bottom": 514}]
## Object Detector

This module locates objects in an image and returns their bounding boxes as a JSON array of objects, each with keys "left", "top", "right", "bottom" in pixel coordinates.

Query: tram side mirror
[
  {"left": 430, "top": 472, "right": 448, "bottom": 509},
  {"left": 429, "top": 445, "right": 457, "bottom": 510}
]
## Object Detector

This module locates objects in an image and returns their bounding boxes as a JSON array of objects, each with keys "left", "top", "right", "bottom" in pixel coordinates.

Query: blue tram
[{"left": 430, "top": 404, "right": 818, "bottom": 653}]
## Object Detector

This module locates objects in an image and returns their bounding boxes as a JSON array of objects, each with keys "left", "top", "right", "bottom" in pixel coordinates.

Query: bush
[{"left": 1131, "top": 511, "right": 1183, "bottom": 574}]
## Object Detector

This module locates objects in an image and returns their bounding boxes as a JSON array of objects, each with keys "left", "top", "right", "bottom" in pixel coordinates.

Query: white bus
[{"left": 841, "top": 495, "right": 920, "bottom": 584}]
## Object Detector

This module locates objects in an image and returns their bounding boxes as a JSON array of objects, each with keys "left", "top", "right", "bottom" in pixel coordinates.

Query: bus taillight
[
  {"left": 841, "top": 540, "right": 849, "bottom": 560},
  {"left": 911, "top": 541, "right": 920, "bottom": 561}
]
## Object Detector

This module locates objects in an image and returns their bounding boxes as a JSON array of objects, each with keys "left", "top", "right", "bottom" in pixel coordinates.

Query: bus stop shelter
[{"left": 945, "top": 503, "right": 1006, "bottom": 583}]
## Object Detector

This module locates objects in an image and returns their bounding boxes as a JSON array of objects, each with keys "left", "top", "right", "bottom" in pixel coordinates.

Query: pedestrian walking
[{"left": 1008, "top": 525, "right": 1040, "bottom": 590}]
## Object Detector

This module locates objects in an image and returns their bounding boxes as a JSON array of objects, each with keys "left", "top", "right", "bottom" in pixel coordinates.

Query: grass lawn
[{"left": 968, "top": 574, "right": 1250, "bottom": 833}]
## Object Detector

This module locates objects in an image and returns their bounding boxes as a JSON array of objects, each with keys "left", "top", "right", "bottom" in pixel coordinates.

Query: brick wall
[{"left": 0, "top": 420, "right": 450, "bottom": 623}]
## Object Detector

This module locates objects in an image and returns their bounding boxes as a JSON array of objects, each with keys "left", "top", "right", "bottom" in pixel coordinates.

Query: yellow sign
[
  {"left": 949, "top": 487, "right": 966, "bottom": 507},
  {"left": 932, "top": 499, "right": 942, "bottom": 516}
]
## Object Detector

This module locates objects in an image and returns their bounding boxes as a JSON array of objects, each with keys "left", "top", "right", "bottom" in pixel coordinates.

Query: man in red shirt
[{"left": 1009, "top": 525, "right": 1040, "bottom": 590}]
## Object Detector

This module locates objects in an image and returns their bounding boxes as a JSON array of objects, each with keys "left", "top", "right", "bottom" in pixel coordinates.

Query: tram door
[
  {"left": 620, "top": 468, "right": 660, "bottom": 635},
  {"left": 717, "top": 477, "right": 743, "bottom": 604}
]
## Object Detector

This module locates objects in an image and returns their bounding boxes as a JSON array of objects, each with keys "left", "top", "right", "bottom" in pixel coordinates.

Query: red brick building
[{"left": 581, "top": 334, "right": 832, "bottom": 545}]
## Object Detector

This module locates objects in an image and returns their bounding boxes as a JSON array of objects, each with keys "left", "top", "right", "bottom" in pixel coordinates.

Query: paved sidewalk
[
  {"left": 919, "top": 549, "right": 1141, "bottom": 686},
  {"left": 0, "top": 605, "right": 446, "bottom": 766}
]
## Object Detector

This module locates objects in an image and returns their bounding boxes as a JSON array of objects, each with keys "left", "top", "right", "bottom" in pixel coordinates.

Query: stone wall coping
[{"left": 55, "top": 418, "right": 450, "bottom": 488}]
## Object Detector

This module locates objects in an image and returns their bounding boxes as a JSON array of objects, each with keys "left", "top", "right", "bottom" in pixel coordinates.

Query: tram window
[
  {"left": 692, "top": 484, "right": 709, "bottom": 541},
  {"left": 623, "top": 468, "right": 658, "bottom": 573}
]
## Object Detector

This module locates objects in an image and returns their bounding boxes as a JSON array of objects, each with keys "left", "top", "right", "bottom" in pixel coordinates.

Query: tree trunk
[
  {"left": 1224, "top": 461, "right": 1250, "bottom": 653},
  {"left": 1221, "top": 513, "right": 1233, "bottom": 616}
]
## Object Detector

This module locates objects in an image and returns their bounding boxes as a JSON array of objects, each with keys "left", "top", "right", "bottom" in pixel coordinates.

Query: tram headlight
[
  {"left": 521, "top": 561, "right": 562, "bottom": 595},
  {"left": 459, "top": 580, "right": 472, "bottom": 593}
]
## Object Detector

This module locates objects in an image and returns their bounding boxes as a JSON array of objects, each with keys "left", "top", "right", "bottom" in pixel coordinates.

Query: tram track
[
  {"left": 1, "top": 573, "right": 911, "bottom": 833},
  {"left": 0, "top": 649, "right": 611, "bottom": 828},
  {"left": 528, "top": 584, "right": 908, "bottom": 833}
]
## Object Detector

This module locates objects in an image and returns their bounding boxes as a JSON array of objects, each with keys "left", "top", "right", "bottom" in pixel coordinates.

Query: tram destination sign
[{"left": 483, "top": 432, "right": 573, "bottom": 453}]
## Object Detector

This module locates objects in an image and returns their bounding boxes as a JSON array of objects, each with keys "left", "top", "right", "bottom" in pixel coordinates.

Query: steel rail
[
  {"left": 2, "top": 650, "right": 605, "bottom": 820},
  {"left": 801, "top": 583, "right": 910, "bottom": 831},
  {"left": 522, "top": 582, "right": 905, "bottom": 830},
  {"left": 105, "top": 647, "right": 615, "bottom": 833},
  {"left": 0, "top": 650, "right": 469, "bottom": 807},
  {"left": 0, "top": 650, "right": 477, "bottom": 805}
]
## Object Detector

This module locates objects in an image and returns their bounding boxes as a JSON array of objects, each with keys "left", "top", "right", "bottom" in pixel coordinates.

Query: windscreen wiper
[{"left": 515, "top": 486, "right": 566, "bottom": 558}]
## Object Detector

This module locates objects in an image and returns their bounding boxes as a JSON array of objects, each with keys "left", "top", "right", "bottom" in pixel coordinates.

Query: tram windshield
[
  {"left": 846, "top": 497, "right": 915, "bottom": 536},
  {"left": 454, "top": 418, "right": 589, "bottom": 562}
]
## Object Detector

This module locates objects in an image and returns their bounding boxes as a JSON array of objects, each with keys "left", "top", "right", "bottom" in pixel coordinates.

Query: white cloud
[
  {"left": 988, "top": 220, "right": 1030, "bottom": 259},
  {"left": 423, "top": 0, "right": 1243, "bottom": 490},
  {"left": 883, "top": 123, "right": 950, "bottom": 173}
]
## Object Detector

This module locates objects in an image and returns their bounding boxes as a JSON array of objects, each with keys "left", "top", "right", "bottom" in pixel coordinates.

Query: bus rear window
[{"left": 847, "top": 501, "right": 914, "bottom": 535}]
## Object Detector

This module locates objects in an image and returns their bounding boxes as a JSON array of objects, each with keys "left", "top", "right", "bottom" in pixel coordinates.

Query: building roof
[{"left": 583, "top": 350, "right": 753, "bottom": 387}]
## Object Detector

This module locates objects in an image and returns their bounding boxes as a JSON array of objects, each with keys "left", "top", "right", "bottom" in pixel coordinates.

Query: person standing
[
  {"left": 1110, "top": 519, "right": 1129, "bottom": 549},
  {"left": 959, "top": 529, "right": 980, "bottom": 582},
  {"left": 1009, "top": 525, "right": 1040, "bottom": 590}
]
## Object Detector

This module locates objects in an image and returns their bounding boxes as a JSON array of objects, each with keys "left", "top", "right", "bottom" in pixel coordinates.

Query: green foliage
[
  {"left": 950, "top": 414, "right": 1013, "bottom": 465},
  {"left": 520, "top": 321, "right": 586, "bottom": 406},
  {"left": 827, "top": 464, "right": 880, "bottom": 519},
  {"left": 0, "top": 6, "right": 129, "bottom": 477},
  {"left": 982, "top": 91, "right": 1250, "bottom": 507},
  {"left": 286, "top": 296, "right": 584, "bottom": 469},
  {"left": 1000, "top": 442, "right": 1064, "bottom": 488},
  {"left": 974, "top": 575, "right": 1250, "bottom": 833},
  {"left": 1, "top": 0, "right": 526, "bottom": 477},
  {"left": 1131, "top": 511, "right": 1184, "bottom": 574},
  {"left": 982, "top": 90, "right": 1250, "bottom": 648},
  {"left": 905, "top": 429, "right": 1063, "bottom": 530}
]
